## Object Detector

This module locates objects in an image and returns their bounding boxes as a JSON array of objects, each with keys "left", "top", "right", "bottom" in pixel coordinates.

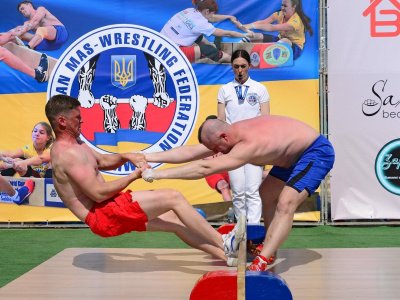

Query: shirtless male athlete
[
  {"left": 142, "top": 115, "right": 335, "bottom": 271},
  {"left": 10, "top": 1, "right": 68, "bottom": 50},
  {"left": 44, "top": 96, "right": 245, "bottom": 267}
]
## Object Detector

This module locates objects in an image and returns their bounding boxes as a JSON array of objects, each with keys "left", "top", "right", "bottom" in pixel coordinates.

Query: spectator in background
[
  {"left": 204, "top": 153, "right": 232, "bottom": 202},
  {"left": 205, "top": 172, "right": 232, "bottom": 202},
  {"left": 239, "top": 0, "right": 312, "bottom": 60},
  {"left": 0, "top": 122, "right": 54, "bottom": 178},
  {"left": 217, "top": 49, "right": 270, "bottom": 224},
  {"left": 161, "top": 0, "right": 253, "bottom": 63},
  {"left": 10, "top": 1, "right": 68, "bottom": 51}
]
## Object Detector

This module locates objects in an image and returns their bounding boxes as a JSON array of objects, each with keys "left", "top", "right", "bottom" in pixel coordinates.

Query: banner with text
[
  {"left": 328, "top": 0, "right": 400, "bottom": 220},
  {"left": 0, "top": 0, "right": 319, "bottom": 220}
]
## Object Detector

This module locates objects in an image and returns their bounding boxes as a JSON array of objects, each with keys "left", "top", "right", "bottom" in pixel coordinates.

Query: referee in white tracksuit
[{"left": 217, "top": 49, "right": 270, "bottom": 224}]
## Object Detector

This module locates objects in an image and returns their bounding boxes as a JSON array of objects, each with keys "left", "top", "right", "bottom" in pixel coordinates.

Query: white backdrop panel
[{"left": 328, "top": 0, "right": 400, "bottom": 220}]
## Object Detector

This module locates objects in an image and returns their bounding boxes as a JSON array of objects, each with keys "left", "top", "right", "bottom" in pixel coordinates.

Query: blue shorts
[
  {"left": 35, "top": 25, "right": 68, "bottom": 51},
  {"left": 269, "top": 135, "right": 335, "bottom": 196},
  {"left": 262, "top": 34, "right": 302, "bottom": 60}
]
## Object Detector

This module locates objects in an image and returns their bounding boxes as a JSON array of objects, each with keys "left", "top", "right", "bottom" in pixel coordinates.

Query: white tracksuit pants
[{"left": 228, "top": 163, "right": 263, "bottom": 224}]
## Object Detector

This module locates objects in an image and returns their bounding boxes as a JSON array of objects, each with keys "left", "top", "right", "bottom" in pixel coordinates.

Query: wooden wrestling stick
[{"left": 237, "top": 232, "right": 247, "bottom": 300}]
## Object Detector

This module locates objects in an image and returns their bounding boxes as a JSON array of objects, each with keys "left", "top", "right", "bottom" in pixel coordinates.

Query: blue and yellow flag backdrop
[{"left": 0, "top": 0, "right": 319, "bottom": 213}]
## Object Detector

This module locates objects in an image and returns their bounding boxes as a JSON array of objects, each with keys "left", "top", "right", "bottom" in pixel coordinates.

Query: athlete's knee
[
  {"left": 161, "top": 209, "right": 181, "bottom": 225},
  {"left": 0, "top": 48, "right": 5, "bottom": 60},
  {"left": 162, "top": 189, "right": 185, "bottom": 203},
  {"left": 35, "top": 27, "right": 47, "bottom": 39},
  {"left": 199, "top": 44, "right": 222, "bottom": 62},
  {"left": 0, "top": 47, "right": 9, "bottom": 60},
  {"left": 276, "top": 198, "right": 297, "bottom": 215}
]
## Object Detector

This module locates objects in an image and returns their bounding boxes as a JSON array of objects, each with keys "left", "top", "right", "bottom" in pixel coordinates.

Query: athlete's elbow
[
  {"left": 90, "top": 190, "right": 112, "bottom": 203},
  {"left": 197, "top": 166, "right": 214, "bottom": 178},
  {"left": 91, "top": 194, "right": 108, "bottom": 203}
]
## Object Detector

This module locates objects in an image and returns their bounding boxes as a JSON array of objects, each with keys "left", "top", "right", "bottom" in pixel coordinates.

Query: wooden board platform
[
  {"left": 1, "top": 247, "right": 400, "bottom": 299},
  {"left": 272, "top": 248, "right": 400, "bottom": 300},
  {"left": 0, "top": 248, "right": 231, "bottom": 300},
  {"left": 3, "top": 42, "right": 58, "bottom": 78}
]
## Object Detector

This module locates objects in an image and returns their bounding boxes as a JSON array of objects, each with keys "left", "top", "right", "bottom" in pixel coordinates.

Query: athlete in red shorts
[{"left": 45, "top": 94, "right": 246, "bottom": 267}]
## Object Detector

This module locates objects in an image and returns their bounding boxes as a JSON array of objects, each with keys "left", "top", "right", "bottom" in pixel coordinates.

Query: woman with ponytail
[
  {"left": 0, "top": 122, "right": 54, "bottom": 178},
  {"left": 240, "top": 0, "right": 312, "bottom": 60}
]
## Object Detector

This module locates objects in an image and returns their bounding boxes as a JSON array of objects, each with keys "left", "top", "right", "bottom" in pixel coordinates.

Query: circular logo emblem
[
  {"left": 48, "top": 24, "right": 199, "bottom": 175},
  {"left": 375, "top": 139, "right": 400, "bottom": 195},
  {"left": 262, "top": 44, "right": 290, "bottom": 66},
  {"left": 246, "top": 92, "right": 258, "bottom": 106},
  {"left": 249, "top": 51, "right": 260, "bottom": 67}
]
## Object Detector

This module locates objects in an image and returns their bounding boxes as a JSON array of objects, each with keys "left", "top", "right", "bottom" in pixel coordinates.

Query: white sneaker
[
  {"left": 222, "top": 214, "right": 246, "bottom": 258},
  {"left": 226, "top": 257, "right": 238, "bottom": 267}
]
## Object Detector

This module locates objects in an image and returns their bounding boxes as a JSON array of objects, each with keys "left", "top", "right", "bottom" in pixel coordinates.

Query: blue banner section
[
  {"left": 0, "top": 0, "right": 319, "bottom": 94},
  {"left": 44, "top": 178, "right": 65, "bottom": 208},
  {"left": 94, "top": 129, "right": 164, "bottom": 146}
]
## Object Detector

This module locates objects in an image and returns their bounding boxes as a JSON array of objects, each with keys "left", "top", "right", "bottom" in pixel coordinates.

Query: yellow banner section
[
  {"left": 294, "top": 211, "right": 321, "bottom": 222},
  {"left": 0, "top": 93, "right": 48, "bottom": 150},
  {"left": 0, "top": 79, "right": 318, "bottom": 211},
  {"left": 0, "top": 203, "right": 78, "bottom": 222}
]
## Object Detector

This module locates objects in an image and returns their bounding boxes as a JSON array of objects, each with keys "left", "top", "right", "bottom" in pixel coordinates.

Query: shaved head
[
  {"left": 198, "top": 116, "right": 227, "bottom": 144},
  {"left": 197, "top": 116, "right": 233, "bottom": 153}
]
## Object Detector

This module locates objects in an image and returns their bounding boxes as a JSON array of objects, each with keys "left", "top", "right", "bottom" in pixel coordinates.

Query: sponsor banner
[
  {"left": 0, "top": 0, "right": 320, "bottom": 221},
  {"left": 0, "top": 176, "right": 65, "bottom": 208},
  {"left": 376, "top": 139, "right": 400, "bottom": 196},
  {"left": 0, "top": 179, "right": 26, "bottom": 204},
  {"left": 328, "top": 0, "right": 400, "bottom": 220},
  {"left": 44, "top": 178, "right": 65, "bottom": 208}
]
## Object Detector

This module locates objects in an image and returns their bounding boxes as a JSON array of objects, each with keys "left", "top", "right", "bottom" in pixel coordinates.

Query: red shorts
[
  {"left": 85, "top": 190, "right": 148, "bottom": 237},
  {"left": 205, "top": 172, "right": 230, "bottom": 192},
  {"left": 179, "top": 45, "right": 196, "bottom": 63}
]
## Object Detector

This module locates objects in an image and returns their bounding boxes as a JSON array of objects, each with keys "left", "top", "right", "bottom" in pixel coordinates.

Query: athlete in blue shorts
[
  {"left": 11, "top": 1, "right": 68, "bottom": 51},
  {"left": 35, "top": 25, "right": 68, "bottom": 51},
  {"left": 141, "top": 115, "right": 335, "bottom": 272},
  {"left": 269, "top": 135, "right": 334, "bottom": 196}
]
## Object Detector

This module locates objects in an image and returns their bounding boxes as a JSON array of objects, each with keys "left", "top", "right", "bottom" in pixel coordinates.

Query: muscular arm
[
  {"left": 0, "top": 148, "right": 24, "bottom": 159},
  {"left": 26, "top": 7, "right": 47, "bottom": 29},
  {"left": 62, "top": 148, "right": 141, "bottom": 202},
  {"left": 145, "top": 144, "right": 213, "bottom": 164},
  {"left": 213, "top": 28, "right": 248, "bottom": 38},
  {"left": 13, "top": 150, "right": 50, "bottom": 172},
  {"left": 93, "top": 151, "right": 146, "bottom": 171},
  {"left": 258, "top": 22, "right": 293, "bottom": 32},
  {"left": 11, "top": 7, "right": 47, "bottom": 36},
  {"left": 209, "top": 14, "right": 237, "bottom": 23},
  {"left": 147, "top": 151, "right": 246, "bottom": 180},
  {"left": 9, "top": 22, "right": 30, "bottom": 36},
  {"left": 243, "top": 14, "right": 277, "bottom": 31}
]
